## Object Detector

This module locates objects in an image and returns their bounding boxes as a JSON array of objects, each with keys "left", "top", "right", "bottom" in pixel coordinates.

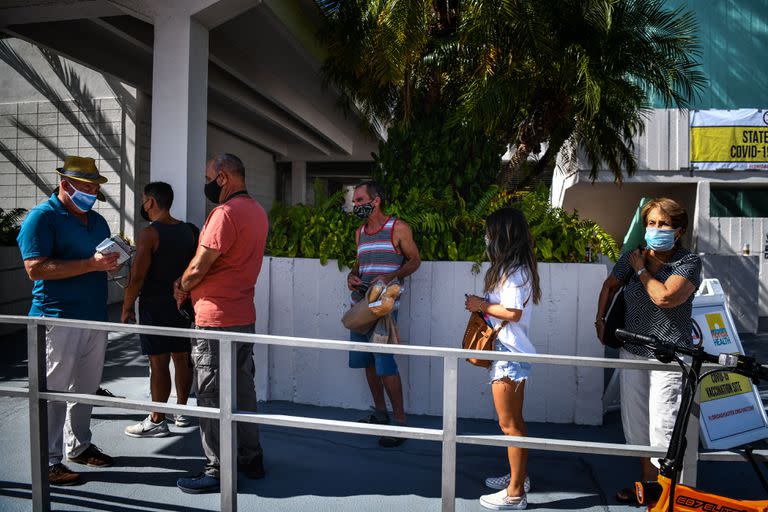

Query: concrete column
[
  {"left": 120, "top": 102, "right": 137, "bottom": 242},
  {"left": 149, "top": 14, "right": 209, "bottom": 226},
  {"left": 290, "top": 160, "right": 306, "bottom": 205}
]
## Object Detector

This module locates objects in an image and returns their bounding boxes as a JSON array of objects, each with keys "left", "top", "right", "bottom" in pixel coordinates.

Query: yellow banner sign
[
  {"left": 690, "top": 109, "right": 768, "bottom": 170},
  {"left": 691, "top": 126, "right": 768, "bottom": 162},
  {"left": 700, "top": 371, "right": 752, "bottom": 403}
]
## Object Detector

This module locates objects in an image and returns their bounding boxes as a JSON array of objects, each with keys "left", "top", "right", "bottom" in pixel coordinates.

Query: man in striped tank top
[{"left": 347, "top": 181, "right": 420, "bottom": 447}]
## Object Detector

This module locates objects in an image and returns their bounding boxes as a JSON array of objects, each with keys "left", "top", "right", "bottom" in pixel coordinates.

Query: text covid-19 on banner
[{"left": 690, "top": 109, "right": 768, "bottom": 170}]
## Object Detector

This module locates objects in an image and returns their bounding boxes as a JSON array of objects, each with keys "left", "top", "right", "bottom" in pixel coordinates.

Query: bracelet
[
  {"left": 637, "top": 267, "right": 647, "bottom": 277},
  {"left": 478, "top": 301, "right": 488, "bottom": 313}
]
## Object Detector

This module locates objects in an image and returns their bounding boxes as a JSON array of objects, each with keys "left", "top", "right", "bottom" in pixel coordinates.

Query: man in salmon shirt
[{"left": 173, "top": 153, "right": 268, "bottom": 494}]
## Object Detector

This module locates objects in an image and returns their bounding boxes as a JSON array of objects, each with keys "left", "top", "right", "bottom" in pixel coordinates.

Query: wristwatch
[{"left": 637, "top": 267, "right": 647, "bottom": 277}]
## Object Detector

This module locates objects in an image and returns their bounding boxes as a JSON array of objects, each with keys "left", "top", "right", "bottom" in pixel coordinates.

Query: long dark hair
[{"left": 483, "top": 208, "right": 541, "bottom": 305}]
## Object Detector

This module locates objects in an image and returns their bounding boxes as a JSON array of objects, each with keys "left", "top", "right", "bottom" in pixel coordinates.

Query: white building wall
[
  {"left": 695, "top": 180, "right": 768, "bottom": 318},
  {"left": 254, "top": 257, "right": 607, "bottom": 425},
  {"left": 0, "top": 38, "right": 137, "bottom": 239},
  {"left": 634, "top": 109, "right": 690, "bottom": 171}
]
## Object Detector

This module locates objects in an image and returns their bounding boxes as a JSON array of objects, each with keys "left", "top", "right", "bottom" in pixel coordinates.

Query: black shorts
[{"left": 138, "top": 296, "right": 192, "bottom": 355}]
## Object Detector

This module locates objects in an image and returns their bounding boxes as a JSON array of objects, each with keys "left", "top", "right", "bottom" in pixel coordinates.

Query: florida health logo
[{"left": 706, "top": 313, "right": 731, "bottom": 346}]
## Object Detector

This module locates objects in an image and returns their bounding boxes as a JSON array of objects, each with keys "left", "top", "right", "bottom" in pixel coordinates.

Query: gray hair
[
  {"left": 212, "top": 153, "right": 245, "bottom": 178},
  {"left": 355, "top": 180, "right": 386, "bottom": 207}
]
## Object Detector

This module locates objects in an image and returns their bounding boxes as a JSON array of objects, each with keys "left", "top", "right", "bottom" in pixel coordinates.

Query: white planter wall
[{"left": 254, "top": 257, "right": 607, "bottom": 425}]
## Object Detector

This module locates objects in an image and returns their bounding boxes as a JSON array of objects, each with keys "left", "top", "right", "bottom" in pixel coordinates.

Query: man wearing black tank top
[{"left": 121, "top": 182, "right": 198, "bottom": 438}]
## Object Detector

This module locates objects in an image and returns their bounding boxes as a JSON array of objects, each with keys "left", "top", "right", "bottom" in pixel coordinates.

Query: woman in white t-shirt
[{"left": 465, "top": 207, "right": 541, "bottom": 511}]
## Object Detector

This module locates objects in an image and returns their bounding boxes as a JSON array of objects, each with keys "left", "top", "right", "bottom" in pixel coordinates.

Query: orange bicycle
[{"left": 615, "top": 329, "right": 768, "bottom": 512}]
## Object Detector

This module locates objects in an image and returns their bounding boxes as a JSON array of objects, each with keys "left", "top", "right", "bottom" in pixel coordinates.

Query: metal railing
[{"left": 0, "top": 314, "right": 765, "bottom": 512}]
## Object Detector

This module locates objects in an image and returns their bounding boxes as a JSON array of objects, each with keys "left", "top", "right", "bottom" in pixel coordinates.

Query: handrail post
[
  {"left": 28, "top": 321, "right": 50, "bottom": 511},
  {"left": 441, "top": 356, "right": 458, "bottom": 512},
  {"left": 220, "top": 337, "right": 237, "bottom": 512},
  {"left": 680, "top": 397, "right": 700, "bottom": 485}
]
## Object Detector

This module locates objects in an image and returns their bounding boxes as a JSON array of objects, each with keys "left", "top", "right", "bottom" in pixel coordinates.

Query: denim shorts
[
  {"left": 348, "top": 311, "right": 399, "bottom": 376},
  {"left": 489, "top": 342, "right": 531, "bottom": 383}
]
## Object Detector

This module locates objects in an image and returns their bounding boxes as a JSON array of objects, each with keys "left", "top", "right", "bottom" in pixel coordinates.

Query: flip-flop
[{"left": 616, "top": 487, "right": 638, "bottom": 504}]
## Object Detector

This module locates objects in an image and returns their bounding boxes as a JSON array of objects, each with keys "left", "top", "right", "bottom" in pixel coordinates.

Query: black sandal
[{"left": 616, "top": 487, "right": 638, "bottom": 504}]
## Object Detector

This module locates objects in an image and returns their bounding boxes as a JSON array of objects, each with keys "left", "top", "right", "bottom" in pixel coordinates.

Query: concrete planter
[
  {"left": 254, "top": 257, "right": 607, "bottom": 425},
  {"left": 0, "top": 246, "right": 32, "bottom": 333}
]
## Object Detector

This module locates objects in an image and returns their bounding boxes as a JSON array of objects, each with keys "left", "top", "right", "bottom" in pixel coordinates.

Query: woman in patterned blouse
[{"left": 595, "top": 197, "right": 702, "bottom": 503}]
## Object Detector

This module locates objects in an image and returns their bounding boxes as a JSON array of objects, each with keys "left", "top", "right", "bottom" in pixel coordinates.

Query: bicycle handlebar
[
  {"left": 718, "top": 353, "right": 768, "bottom": 382},
  {"left": 614, "top": 328, "right": 768, "bottom": 383},
  {"left": 613, "top": 329, "right": 658, "bottom": 349}
]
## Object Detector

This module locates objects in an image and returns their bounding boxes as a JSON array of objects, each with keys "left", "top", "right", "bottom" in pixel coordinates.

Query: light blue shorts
[{"left": 489, "top": 343, "right": 531, "bottom": 383}]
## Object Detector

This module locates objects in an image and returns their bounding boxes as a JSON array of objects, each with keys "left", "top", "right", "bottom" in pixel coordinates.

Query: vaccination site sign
[
  {"left": 690, "top": 109, "right": 768, "bottom": 170},
  {"left": 692, "top": 300, "right": 768, "bottom": 449}
]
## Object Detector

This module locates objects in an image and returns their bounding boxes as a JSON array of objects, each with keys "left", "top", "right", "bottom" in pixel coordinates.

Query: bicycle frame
[{"left": 615, "top": 330, "right": 768, "bottom": 512}]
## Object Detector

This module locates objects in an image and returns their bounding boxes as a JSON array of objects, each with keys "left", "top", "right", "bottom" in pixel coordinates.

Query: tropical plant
[
  {"left": 373, "top": 110, "right": 505, "bottom": 205},
  {"left": 317, "top": 0, "right": 706, "bottom": 188},
  {"left": 455, "top": 0, "right": 706, "bottom": 188},
  {"left": 266, "top": 185, "right": 618, "bottom": 267},
  {"left": 266, "top": 182, "right": 360, "bottom": 269},
  {"left": 317, "top": 0, "right": 460, "bottom": 130},
  {"left": 0, "top": 208, "right": 26, "bottom": 246}
]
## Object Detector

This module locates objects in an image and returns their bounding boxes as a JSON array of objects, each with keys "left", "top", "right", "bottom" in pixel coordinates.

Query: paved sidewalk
[{"left": 0, "top": 326, "right": 765, "bottom": 511}]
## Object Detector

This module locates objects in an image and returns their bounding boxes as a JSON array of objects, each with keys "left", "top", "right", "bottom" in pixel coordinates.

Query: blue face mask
[
  {"left": 644, "top": 227, "right": 678, "bottom": 252},
  {"left": 64, "top": 181, "right": 98, "bottom": 213}
]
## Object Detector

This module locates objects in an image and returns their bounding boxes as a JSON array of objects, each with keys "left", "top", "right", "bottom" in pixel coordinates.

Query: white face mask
[{"left": 484, "top": 234, "right": 491, "bottom": 247}]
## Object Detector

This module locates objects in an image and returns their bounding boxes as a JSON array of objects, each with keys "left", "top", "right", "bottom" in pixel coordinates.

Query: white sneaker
[
  {"left": 124, "top": 416, "right": 170, "bottom": 438},
  {"left": 480, "top": 490, "right": 527, "bottom": 510},
  {"left": 172, "top": 414, "right": 192, "bottom": 427},
  {"left": 485, "top": 474, "right": 531, "bottom": 493}
]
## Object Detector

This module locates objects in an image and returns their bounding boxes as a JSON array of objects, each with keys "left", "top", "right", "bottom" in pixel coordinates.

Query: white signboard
[{"left": 694, "top": 280, "right": 768, "bottom": 449}]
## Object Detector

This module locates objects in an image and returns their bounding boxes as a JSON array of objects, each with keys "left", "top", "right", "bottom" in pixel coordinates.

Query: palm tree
[
  {"left": 456, "top": 0, "right": 707, "bottom": 189},
  {"left": 317, "top": 0, "right": 706, "bottom": 189},
  {"left": 316, "top": 0, "right": 460, "bottom": 130}
]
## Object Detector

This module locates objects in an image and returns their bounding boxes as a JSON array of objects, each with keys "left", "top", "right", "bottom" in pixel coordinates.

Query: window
[{"left": 710, "top": 187, "right": 768, "bottom": 218}]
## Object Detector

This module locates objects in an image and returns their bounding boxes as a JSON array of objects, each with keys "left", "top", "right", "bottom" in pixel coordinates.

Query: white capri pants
[{"left": 619, "top": 349, "right": 683, "bottom": 467}]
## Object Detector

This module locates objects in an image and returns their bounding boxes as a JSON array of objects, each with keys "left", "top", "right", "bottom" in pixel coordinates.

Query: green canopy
[{"left": 621, "top": 197, "right": 651, "bottom": 254}]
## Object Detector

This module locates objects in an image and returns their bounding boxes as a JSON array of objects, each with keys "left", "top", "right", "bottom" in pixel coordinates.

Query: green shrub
[
  {"left": 373, "top": 113, "right": 506, "bottom": 206},
  {"left": 266, "top": 185, "right": 618, "bottom": 269},
  {"left": 266, "top": 186, "right": 359, "bottom": 269},
  {"left": 0, "top": 208, "right": 26, "bottom": 246}
]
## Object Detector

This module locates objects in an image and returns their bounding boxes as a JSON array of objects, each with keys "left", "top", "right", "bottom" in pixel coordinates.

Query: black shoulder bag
[{"left": 603, "top": 287, "right": 625, "bottom": 349}]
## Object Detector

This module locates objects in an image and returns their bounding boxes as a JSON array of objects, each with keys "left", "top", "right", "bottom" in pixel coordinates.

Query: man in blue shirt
[{"left": 17, "top": 156, "right": 120, "bottom": 486}]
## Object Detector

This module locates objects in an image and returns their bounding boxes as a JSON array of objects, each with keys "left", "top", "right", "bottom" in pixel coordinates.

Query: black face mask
[
  {"left": 140, "top": 205, "right": 150, "bottom": 222},
  {"left": 204, "top": 175, "right": 222, "bottom": 204},
  {"left": 353, "top": 201, "right": 375, "bottom": 219}
]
